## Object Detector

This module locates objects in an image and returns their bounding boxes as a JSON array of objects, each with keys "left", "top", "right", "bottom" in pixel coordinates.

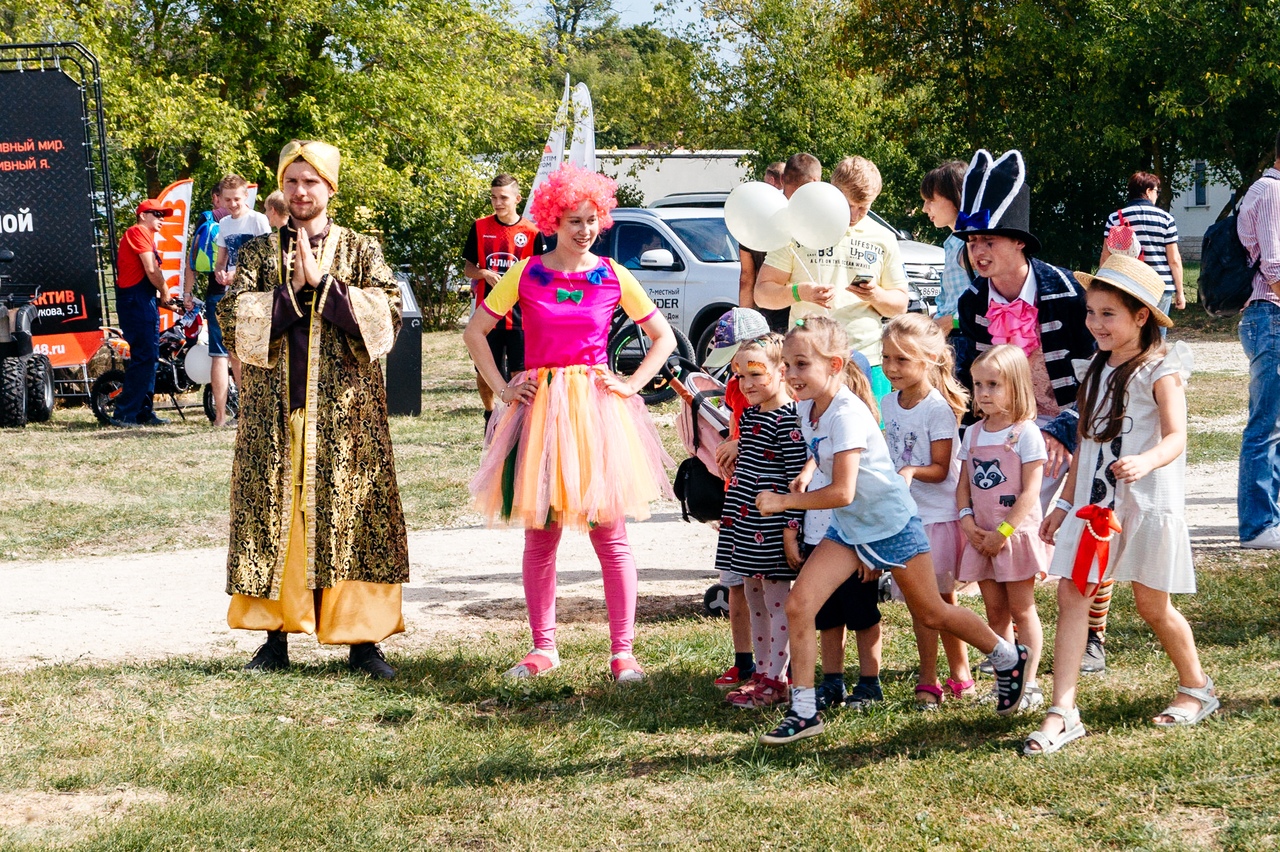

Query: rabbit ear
[
  {"left": 982, "top": 150, "right": 1027, "bottom": 226},
  {"left": 962, "top": 150, "right": 993, "bottom": 213}
]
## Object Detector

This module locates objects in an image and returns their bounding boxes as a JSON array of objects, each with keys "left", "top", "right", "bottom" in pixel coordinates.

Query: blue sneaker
[
  {"left": 814, "top": 679, "right": 846, "bottom": 711},
  {"left": 844, "top": 679, "right": 884, "bottom": 709}
]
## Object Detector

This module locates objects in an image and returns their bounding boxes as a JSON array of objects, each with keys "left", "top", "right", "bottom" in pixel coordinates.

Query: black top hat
[{"left": 954, "top": 149, "right": 1040, "bottom": 255}]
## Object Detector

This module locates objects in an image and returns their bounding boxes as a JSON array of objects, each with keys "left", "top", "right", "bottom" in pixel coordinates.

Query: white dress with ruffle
[{"left": 1047, "top": 342, "right": 1196, "bottom": 594}]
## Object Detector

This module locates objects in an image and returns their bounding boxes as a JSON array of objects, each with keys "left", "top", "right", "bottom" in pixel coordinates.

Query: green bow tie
[{"left": 556, "top": 288, "right": 584, "bottom": 304}]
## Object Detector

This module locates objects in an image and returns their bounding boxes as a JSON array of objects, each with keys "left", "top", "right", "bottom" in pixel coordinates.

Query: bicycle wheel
[{"left": 606, "top": 322, "right": 693, "bottom": 406}]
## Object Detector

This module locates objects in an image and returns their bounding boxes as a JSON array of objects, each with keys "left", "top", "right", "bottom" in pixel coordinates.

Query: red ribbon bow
[
  {"left": 987, "top": 300, "right": 1041, "bottom": 357},
  {"left": 1071, "top": 505, "right": 1123, "bottom": 596}
]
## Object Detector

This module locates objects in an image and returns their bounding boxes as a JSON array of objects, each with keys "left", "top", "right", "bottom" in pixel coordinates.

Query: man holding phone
[{"left": 754, "top": 155, "right": 908, "bottom": 398}]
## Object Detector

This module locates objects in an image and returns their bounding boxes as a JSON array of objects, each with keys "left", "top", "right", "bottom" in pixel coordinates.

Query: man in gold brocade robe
[{"left": 218, "top": 140, "right": 410, "bottom": 679}]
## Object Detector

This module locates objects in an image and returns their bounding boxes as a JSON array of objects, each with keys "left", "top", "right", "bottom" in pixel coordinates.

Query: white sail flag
[
  {"left": 524, "top": 75, "right": 572, "bottom": 216},
  {"left": 567, "top": 82, "right": 596, "bottom": 172}
]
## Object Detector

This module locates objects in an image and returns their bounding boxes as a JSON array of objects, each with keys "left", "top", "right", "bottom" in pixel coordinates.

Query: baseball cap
[
  {"left": 136, "top": 199, "right": 176, "bottom": 217},
  {"left": 702, "top": 307, "right": 771, "bottom": 370}
]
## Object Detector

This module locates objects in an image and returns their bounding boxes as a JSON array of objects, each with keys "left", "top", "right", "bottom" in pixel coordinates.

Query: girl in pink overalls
[{"left": 956, "top": 344, "right": 1052, "bottom": 710}]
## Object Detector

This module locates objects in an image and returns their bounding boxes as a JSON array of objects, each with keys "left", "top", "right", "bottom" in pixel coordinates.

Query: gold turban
[{"left": 277, "top": 139, "right": 340, "bottom": 192}]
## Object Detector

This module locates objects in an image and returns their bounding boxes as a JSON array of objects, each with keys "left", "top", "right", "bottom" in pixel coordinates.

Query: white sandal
[
  {"left": 1022, "top": 705, "right": 1086, "bottom": 756},
  {"left": 1153, "top": 675, "right": 1219, "bottom": 727}
]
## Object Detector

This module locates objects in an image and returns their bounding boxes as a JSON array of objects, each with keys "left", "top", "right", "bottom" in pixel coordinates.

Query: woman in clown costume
[{"left": 463, "top": 163, "right": 677, "bottom": 683}]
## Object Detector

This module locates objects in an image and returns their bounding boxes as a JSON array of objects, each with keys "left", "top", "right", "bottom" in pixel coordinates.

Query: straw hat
[{"left": 1073, "top": 253, "right": 1172, "bottom": 327}]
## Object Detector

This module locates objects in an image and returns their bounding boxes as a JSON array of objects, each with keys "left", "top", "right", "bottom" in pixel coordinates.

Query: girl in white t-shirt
[
  {"left": 880, "top": 314, "right": 975, "bottom": 708},
  {"left": 957, "top": 344, "right": 1052, "bottom": 711},
  {"left": 754, "top": 317, "right": 1030, "bottom": 745}
]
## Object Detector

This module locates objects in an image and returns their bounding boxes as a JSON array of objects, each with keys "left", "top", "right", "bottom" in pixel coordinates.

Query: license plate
[{"left": 915, "top": 285, "right": 941, "bottom": 298}]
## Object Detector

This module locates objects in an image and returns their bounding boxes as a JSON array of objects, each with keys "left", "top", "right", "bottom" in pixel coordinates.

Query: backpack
[
  {"left": 1199, "top": 174, "right": 1278, "bottom": 317},
  {"left": 673, "top": 456, "right": 725, "bottom": 524},
  {"left": 1105, "top": 209, "right": 1144, "bottom": 260},
  {"left": 189, "top": 212, "right": 219, "bottom": 273}
]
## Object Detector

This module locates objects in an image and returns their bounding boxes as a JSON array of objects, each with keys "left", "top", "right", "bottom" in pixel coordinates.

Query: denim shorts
[
  {"left": 718, "top": 569, "right": 745, "bottom": 588},
  {"left": 205, "top": 292, "right": 228, "bottom": 357},
  {"left": 823, "top": 516, "right": 931, "bottom": 572}
]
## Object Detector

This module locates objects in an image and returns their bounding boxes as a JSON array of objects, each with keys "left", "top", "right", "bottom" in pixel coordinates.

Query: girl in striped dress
[{"left": 715, "top": 333, "right": 808, "bottom": 708}]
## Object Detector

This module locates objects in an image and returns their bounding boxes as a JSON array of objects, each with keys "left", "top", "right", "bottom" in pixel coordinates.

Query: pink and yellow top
[{"left": 482, "top": 256, "right": 658, "bottom": 369}]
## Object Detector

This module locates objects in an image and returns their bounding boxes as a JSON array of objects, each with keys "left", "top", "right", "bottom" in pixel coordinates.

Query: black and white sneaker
[
  {"left": 759, "top": 711, "right": 825, "bottom": 746},
  {"left": 992, "top": 643, "right": 1030, "bottom": 717}
]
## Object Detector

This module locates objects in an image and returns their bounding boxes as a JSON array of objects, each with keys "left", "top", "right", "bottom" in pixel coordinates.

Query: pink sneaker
[
  {"left": 610, "top": 652, "right": 645, "bottom": 683},
  {"left": 503, "top": 648, "right": 560, "bottom": 679}
]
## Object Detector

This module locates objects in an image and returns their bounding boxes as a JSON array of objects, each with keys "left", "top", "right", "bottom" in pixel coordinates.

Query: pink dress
[
  {"left": 469, "top": 256, "right": 674, "bottom": 530},
  {"left": 959, "top": 421, "right": 1052, "bottom": 583}
]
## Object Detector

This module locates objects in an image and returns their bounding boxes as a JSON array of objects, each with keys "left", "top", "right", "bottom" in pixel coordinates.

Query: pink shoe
[
  {"left": 730, "top": 677, "right": 788, "bottom": 708},
  {"left": 503, "top": 648, "right": 560, "bottom": 679},
  {"left": 610, "top": 652, "right": 645, "bottom": 683},
  {"left": 724, "top": 671, "right": 764, "bottom": 704}
]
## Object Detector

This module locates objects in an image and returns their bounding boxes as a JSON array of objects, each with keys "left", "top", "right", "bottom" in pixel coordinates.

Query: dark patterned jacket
[{"left": 957, "top": 257, "right": 1094, "bottom": 452}]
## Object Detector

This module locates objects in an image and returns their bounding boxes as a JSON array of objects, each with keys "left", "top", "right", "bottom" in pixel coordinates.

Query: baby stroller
[{"left": 666, "top": 362, "right": 736, "bottom": 617}]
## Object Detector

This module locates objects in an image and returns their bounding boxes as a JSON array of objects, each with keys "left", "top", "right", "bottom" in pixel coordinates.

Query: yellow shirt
[{"left": 763, "top": 216, "right": 908, "bottom": 365}]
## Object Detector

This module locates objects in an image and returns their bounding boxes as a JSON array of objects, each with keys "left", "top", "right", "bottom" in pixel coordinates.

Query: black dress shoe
[
  {"left": 245, "top": 630, "right": 290, "bottom": 671},
  {"left": 140, "top": 414, "right": 170, "bottom": 426},
  {"left": 349, "top": 643, "right": 396, "bottom": 679}
]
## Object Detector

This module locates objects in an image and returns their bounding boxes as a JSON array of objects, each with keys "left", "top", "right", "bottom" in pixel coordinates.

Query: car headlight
[{"left": 903, "top": 263, "right": 942, "bottom": 283}]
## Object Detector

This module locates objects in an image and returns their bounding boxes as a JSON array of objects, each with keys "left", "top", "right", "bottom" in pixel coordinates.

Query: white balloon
[
  {"left": 723, "top": 181, "right": 791, "bottom": 252},
  {"left": 787, "top": 181, "right": 850, "bottom": 250},
  {"left": 185, "top": 341, "right": 212, "bottom": 385}
]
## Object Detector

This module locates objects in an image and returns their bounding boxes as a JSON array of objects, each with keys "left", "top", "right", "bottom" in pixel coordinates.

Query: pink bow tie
[{"left": 987, "top": 300, "right": 1040, "bottom": 356}]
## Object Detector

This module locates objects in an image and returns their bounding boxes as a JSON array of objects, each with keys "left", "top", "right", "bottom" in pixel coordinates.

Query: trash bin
[{"left": 386, "top": 274, "right": 422, "bottom": 416}]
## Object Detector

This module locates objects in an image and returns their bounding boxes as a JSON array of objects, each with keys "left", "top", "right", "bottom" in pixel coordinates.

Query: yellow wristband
[
  {"left": 997, "top": 521, "right": 1015, "bottom": 538},
  {"left": 791, "top": 283, "right": 802, "bottom": 303}
]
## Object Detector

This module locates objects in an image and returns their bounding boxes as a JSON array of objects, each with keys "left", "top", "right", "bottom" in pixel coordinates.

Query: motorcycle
[{"left": 90, "top": 298, "right": 239, "bottom": 425}]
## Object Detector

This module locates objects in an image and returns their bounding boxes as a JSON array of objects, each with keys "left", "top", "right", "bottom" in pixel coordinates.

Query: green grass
[
  {"left": 1, "top": 321, "right": 1274, "bottom": 848},
  {"left": 2, "top": 557, "right": 1279, "bottom": 849}
]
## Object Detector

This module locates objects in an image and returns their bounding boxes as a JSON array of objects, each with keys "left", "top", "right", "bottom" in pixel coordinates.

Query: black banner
[{"left": 0, "top": 69, "right": 102, "bottom": 341}]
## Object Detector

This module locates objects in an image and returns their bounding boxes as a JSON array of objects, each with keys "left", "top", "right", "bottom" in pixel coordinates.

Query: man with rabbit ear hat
[
  {"left": 218, "top": 138, "right": 409, "bottom": 679},
  {"left": 953, "top": 150, "right": 1115, "bottom": 675}
]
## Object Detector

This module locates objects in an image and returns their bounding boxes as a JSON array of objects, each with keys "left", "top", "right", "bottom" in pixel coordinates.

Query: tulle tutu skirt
[{"left": 470, "top": 365, "right": 675, "bottom": 530}]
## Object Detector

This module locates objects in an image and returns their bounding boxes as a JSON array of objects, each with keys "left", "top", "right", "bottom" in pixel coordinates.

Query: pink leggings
[{"left": 523, "top": 520, "right": 637, "bottom": 655}]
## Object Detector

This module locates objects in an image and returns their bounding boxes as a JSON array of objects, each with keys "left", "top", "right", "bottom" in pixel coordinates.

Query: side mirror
[
  {"left": 639, "top": 248, "right": 675, "bottom": 269},
  {"left": 0, "top": 250, "right": 13, "bottom": 263}
]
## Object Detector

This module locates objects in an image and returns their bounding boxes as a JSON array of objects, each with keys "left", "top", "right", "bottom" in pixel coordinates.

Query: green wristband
[{"left": 791, "top": 283, "right": 802, "bottom": 303}]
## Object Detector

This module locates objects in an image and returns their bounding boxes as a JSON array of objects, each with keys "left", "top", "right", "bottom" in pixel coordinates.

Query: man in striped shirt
[
  {"left": 1237, "top": 130, "right": 1280, "bottom": 549},
  {"left": 1100, "top": 171, "right": 1184, "bottom": 335}
]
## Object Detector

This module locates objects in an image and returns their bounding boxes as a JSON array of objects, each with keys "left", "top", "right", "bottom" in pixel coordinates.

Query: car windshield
[{"left": 665, "top": 218, "right": 739, "bottom": 263}]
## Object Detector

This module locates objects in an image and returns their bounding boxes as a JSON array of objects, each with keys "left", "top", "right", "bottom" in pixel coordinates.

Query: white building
[{"left": 1169, "top": 161, "right": 1235, "bottom": 260}]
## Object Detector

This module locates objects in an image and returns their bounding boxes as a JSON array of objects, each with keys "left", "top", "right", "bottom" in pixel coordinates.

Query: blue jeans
[
  {"left": 114, "top": 285, "right": 160, "bottom": 424},
  {"left": 1158, "top": 291, "right": 1173, "bottom": 339},
  {"left": 1238, "top": 301, "right": 1280, "bottom": 540}
]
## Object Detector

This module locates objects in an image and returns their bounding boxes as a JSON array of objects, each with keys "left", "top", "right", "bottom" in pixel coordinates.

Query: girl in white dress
[{"left": 1028, "top": 254, "right": 1218, "bottom": 755}]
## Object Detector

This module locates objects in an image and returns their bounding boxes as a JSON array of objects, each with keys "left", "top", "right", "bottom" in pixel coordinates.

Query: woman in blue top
[{"left": 754, "top": 317, "right": 1031, "bottom": 745}]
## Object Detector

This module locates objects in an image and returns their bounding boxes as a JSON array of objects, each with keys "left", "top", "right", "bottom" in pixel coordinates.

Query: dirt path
[
  {"left": 0, "top": 467, "right": 1242, "bottom": 672},
  {"left": 0, "top": 340, "right": 1248, "bottom": 671}
]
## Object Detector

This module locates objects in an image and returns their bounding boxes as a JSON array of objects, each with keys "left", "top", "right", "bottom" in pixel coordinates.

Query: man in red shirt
[
  {"left": 112, "top": 198, "right": 174, "bottom": 427},
  {"left": 462, "top": 174, "right": 544, "bottom": 424}
]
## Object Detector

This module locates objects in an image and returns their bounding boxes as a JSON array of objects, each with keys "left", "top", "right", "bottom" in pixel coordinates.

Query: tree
[
  {"left": 848, "top": 0, "right": 1280, "bottom": 263},
  {"left": 3, "top": 0, "right": 554, "bottom": 327}
]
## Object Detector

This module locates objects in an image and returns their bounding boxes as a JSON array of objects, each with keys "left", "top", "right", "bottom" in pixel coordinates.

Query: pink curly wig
[{"left": 528, "top": 163, "right": 618, "bottom": 237}]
